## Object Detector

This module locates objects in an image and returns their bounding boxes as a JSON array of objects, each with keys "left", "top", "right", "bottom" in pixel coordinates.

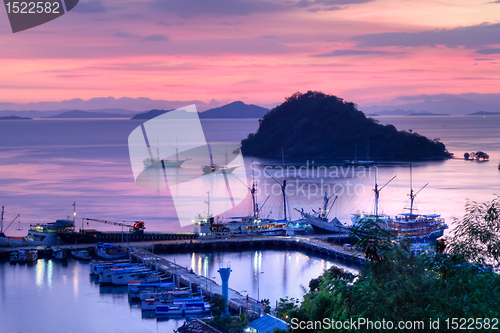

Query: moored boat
[
  {"left": 9, "top": 251, "right": 18, "bottom": 263},
  {"left": 95, "top": 243, "right": 129, "bottom": 260},
  {"left": 52, "top": 248, "right": 68, "bottom": 260},
  {"left": 18, "top": 250, "right": 27, "bottom": 263},
  {"left": 26, "top": 250, "right": 38, "bottom": 262},
  {"left": 71, "top": 249, "right": 92, "bottom": 260}
]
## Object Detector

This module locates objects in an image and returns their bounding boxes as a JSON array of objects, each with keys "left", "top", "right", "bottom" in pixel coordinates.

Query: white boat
[
  {"left": 52, "top": 248, "right": 67, "bottom": 260},
  {"left": 26, "top": 250, "right": 38, "bottom": 262},
  {"left": 344, "top": 142, "right": 375, "bottom": 166},
  {"left": 95, "top": 243, "right": 129, "bottom": 260},
  {"left": 90, "top": 261, "right": 134, "bottom": 275},
  {"left": 143, "top": 143, "right": 185, "bottom": 168},
  {"left": 18, "top": 250, "right": 27, "bottom": 263},
  {"left": 128, "top": 281, "right": 177, "bottom": 299},
  {"left": 111, "top": 268, "right": 159, "bottom": 286},
  {"left": 71, "top": 249, "right": 92, "bottom": 260},
  {"left": 0, "top": 204, "right": 77, "bottom": 247},
  {"left": 99, "top": 265, "right": 146, "bottom": 284},
  {"left": 155, "top": 301, "right": 210, "bottom": 316}
]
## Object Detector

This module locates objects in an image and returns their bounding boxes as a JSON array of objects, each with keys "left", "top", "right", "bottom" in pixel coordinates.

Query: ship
[
  {"left": 0, "top": 204, "right": 76, "bottom": 247},
  {"left": 295, "top": 189, "right": 348, "bottom": 234},
  {"left": 143, "top": 142, "right": 185, "bottom": 168},
  {"left": 351, "top": 165, "right": 447, "bottom": 243}
]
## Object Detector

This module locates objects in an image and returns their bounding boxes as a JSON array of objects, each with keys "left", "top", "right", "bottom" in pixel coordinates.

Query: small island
[
  {"left": 0, "top": 115, "right": 32, "bottom": 120},
  {"left": 241, "top": 91, "right": 452, "bottom": 159}
]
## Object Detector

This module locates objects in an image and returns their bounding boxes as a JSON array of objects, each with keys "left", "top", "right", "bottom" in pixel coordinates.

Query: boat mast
[
  {"left": 407, "top": 164, "right": 428, "bottom": 215},
  {"left": 1, "top": 206, "right": 4, "bottom": 234},
  {"left": 73, "top": 201, "right": 76, "bottom": 225},
  {"left": 373, "top": 168, "right": 396, "bottom": 217}
]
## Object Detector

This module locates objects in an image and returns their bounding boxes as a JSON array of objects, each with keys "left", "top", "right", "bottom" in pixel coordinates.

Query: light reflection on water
[{"left": 161, "top": 249, "right": 360, "bottom": 305}]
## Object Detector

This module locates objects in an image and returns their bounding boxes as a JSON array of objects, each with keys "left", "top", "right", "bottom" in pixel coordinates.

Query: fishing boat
[
  {"left": 111, "top": 268, "right": 160, "bottom": 286},
  {"left": 26, "top": 250, "right": 38, "bottom": 262},
  {"left": 71, "top": 249, "right": 92, "bottom": 260},
  {"left": 296, "top": 189, "right": 347, "bottom": 234},
  {"left": 99, "top": 265, "right": 145, "bottom": 284},
  {"left": 52, "top": 248, "right": 68, "bottom": 260},
  {"left": 95, "top": 243, "right": 129, "bottom": 260},
  {"left": 344, "top": 142, "right": 375, "bottom": 166},
  {"left": 18, "top": 250, "right": 27, "bottom": 263},
  {"left": 155, "top": 301, "right": 210, "bottom": 316},
  {"left": 9, "top": 251, "right": 18, "bottom": 263},
  {"left": 90, "top": 260, "right": 134, "bottom": 275}
]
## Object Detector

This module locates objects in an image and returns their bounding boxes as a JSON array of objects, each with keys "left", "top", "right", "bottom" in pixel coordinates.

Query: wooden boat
[
  {"left": 52, "top": 248, "right": 68, "bottom": 260},
  {"left": 26, "top": 250, "right": 38, "bottom": 262},
  {"left": 95, "top": 243, "right": 129, "bottom": 260},
  {"left": 71, "top": 249, "right": 92, "bottom": 260},
  {"left": 18, "top": 250, "right": 27, "bottom": 263},
  {"left": 9, "top": 251, "right": 18, "bottom": 263}
]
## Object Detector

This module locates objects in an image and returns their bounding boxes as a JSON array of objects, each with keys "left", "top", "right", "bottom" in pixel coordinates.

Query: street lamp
[
  {"left": 210, "top": 276, "right": 216, "bottom": 296},
  {"left": 257, "top": 271, "right": 264, "bottom": 303}
]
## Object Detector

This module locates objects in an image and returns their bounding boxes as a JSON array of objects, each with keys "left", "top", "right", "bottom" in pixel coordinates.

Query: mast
[
  {"left": 205, "top": 191, "right": 210, "bottom": 217},
  {"left": 373, "top": 168, "right": 396, "bottom": 217},
  {"left": 73, "top": 201, "right": 76, "bottom": 225},
  {"left": 1, "top": 206, "right": 4, "bottom": 234},
  {"left": 282, "top": 180, "right": 287, "bottom": 221},
  {"left": 407, "top": 164, "right": 428, "bottom": 215}
]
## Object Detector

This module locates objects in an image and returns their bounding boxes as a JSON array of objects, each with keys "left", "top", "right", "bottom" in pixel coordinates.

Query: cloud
[
  {"left": 149, "top": 0, "right": 374, "bottom": 18},
  {"left": 352, "top": 22, "right": 500, "bottom": 48},
  {"left": 475, "top": 58, "right": 493, "bottom": 61},
  {"left": 476, "top": 48, "right": 500, "bottom": 54},
  {"left": 72, "top": 0, "right": 107, "bottom": 13},
  {"left": 113, "top": 32, "right": 139, "bottom": 39},
  {"left": 311, "top": 49, "right": 386, "bottom": 57},
  {"left": 143, "top": 34, "right": 169, "bottom": 42}
]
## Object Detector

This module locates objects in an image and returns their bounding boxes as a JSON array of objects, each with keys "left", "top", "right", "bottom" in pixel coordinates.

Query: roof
[
  {"left": 177, "top": 319, "right": 222, "bottom": 333},
  {"left": 244, "top": 314, "right": 288, "bottom": 333}
]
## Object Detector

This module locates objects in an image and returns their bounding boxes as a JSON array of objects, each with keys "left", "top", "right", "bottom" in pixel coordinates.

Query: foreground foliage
[{"left": 277, "top": 200, "right": 500, "bottom": 332}]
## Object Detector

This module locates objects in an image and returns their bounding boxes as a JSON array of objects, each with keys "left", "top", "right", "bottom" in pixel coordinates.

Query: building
[{"left": 243, "top": 314, "right": 288, "bottom": 333}]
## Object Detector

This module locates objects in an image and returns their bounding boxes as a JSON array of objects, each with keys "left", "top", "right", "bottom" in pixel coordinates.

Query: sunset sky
[{"left": 0, "top": 0, "right": 499, "bottom": 108}]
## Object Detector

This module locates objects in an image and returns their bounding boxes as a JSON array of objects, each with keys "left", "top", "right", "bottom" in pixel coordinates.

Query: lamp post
[
  {"left": 210, "top": 276, "right": 216, "bottom": 296},
  {"left": 257, "top": 271, "right": 264, "bottom": 303}
]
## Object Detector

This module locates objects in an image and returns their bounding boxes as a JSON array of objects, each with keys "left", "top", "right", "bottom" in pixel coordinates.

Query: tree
[
  {"left": 471, "top": 150, "right": 489, "bottom": 161},
  {"left": 464, "top": 152, "right": 470, "bottom": 159},
  {"left": 448, "top": 196, "right": 500, "bottom": 267}
]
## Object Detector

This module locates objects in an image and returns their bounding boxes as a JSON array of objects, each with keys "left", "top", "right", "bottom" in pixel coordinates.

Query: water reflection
[{"left": 161, "top": 249, "right": 359, "bottom": 305}]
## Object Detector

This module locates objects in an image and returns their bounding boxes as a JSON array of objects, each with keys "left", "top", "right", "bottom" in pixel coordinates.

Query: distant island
[
  {"left": 468, "top": 111, "right": 500, "bottom": 116},
  {"left": 241, "top": 91, "right": 452, "bottom": 159},
  {"left": 0, "top": 115, "right": 32, "bottom": 120},
  {"left": 130, "top": 101, "right": 269, "bottom": 120},
  {"left": 43, "top": 110, "right": 132, "bottom": 118},
  {"left": 367, "top": 109, "right": 449, "bottom": 116},
  {"left": 198, "top": 101, "right": 269, "bottom": 118}
]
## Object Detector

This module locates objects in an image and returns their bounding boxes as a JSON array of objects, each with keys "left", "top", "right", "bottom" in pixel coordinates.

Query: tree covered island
[{"left": 241, "top": 91, "right": 452, "bottom": 160}]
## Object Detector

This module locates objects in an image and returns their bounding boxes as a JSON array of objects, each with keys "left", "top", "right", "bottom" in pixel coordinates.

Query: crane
[{"left": 82, "top": 218, "right": 145, "bottom": 233}]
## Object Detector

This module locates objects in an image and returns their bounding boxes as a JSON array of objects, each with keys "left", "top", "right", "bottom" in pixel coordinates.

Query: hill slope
[{"left": 241, "top": 91, "right": 452, "bottom": 159}]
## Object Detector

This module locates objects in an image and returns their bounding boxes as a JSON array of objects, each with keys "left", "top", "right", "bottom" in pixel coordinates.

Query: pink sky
[{"left": 0, "top": 0, "right": 499, "bottom": 107}]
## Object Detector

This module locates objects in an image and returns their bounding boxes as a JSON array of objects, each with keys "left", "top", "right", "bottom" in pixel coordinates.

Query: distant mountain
[
  {"left": 367, "top": 109, "right": 449, "bottom": 116},
  {"left": 42, "top": 110, "right": 133, "bottom": 118},
  {"left": 198, "top": 101, "right": 269, "bottom": 118},
  {"left": 468, "top": 111, "right": 500, "bottom": 115},
  {"left": 0, "top": 108, "right": 136, "bottom": 118},
  {"left": 131, "top": 109, "right": 173, "bottom": 119},
  {"left": 241, "top": 91, "right": 452, "bottom": 160},
  {"left": 361, "top": 94, "right": 500, "bottom": 115},
  {"left": 0, "top": 115, "right": 32, "bottom": 120}
]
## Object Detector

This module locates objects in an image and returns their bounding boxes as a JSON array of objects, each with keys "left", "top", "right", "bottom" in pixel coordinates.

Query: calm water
[
  {"left": 0, "top": 250, "right": 358, "bottom": 333},
  {"left": 1, "top": 115, "right": 500, "bottom": 332}
]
